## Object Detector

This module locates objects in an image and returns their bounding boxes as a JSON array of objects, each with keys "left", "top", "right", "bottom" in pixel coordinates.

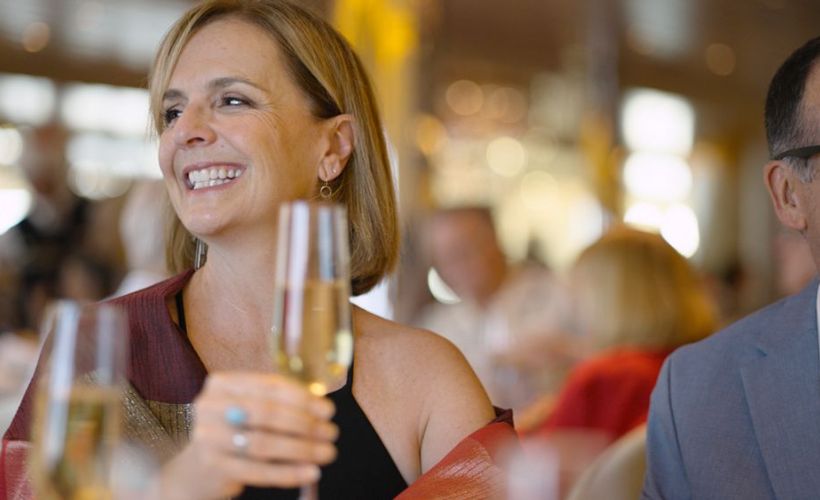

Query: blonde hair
[
  {"left": 571, "top": 227, "right": 716, "bottom": 351},
  {"left": 149, "top": 0, "right": 397, "bottom": 295}
]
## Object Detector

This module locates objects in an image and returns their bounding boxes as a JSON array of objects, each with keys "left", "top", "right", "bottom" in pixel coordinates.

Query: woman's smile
[{"left": 182, "top": 162, "right": 247, "bottom": 191}]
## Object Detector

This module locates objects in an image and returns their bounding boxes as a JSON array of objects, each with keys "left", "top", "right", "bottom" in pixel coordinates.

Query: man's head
[
  {"left": 765, "top": 37, "right": 820, "bottom": 178},
  {"left": 428, "top": 207, "right": 508, "bottom": 306},
  {"left": 764, "top": 37, "right": 820, "bottom": 271}
]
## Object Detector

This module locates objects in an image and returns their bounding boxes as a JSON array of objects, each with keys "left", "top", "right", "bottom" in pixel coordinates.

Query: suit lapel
[{"left": 741, "top": 281, "right": 820, "bottom": 499}]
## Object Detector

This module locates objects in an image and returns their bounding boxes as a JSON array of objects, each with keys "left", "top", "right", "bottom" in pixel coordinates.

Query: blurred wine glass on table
[
  {"left": 271, "top": 201, "right": 353, "bottom": 499},
  {"left": 29, "top": 301, "right": 128, "bottom": 500}
]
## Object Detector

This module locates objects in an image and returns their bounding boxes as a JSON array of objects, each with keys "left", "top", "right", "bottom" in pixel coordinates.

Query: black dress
[{"left": 239, "top": 362, "right": 409, "bottom": 499}]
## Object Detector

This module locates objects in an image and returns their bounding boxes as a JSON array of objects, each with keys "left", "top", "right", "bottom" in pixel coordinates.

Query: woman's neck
[{"left": 187, "top": 231, "right": 278, "bottom": 340}]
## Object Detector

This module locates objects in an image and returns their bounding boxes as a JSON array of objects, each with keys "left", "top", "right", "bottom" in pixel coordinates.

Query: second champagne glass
[
  {"left": 29, "top": 301, "right": 129, "bottom": 500},
  {"left": 270, "top": 201, "right": 353, "bottom": 499}
]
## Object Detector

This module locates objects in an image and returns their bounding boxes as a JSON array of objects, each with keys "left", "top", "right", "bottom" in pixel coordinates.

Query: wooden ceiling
[
  {"left": 0, "top": 0, "right": 818, "bottom": 142},
  {"left": 426, "top": 0, "right": 820, "bottom": 141}
]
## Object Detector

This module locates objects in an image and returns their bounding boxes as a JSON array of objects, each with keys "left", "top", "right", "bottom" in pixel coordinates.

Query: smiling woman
[
  {"left": 2, "top": 1, "right": 513, "bottom": 499},
  {"left": 156, "top": 17, "right": 342, "bottom": 256},
  {"left": 150, "top": 3, "right": 398, "bottom": 296}
]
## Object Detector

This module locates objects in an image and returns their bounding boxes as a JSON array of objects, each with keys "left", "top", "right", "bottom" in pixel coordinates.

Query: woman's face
[{"left": 158, "top": 17, "right": 327, "bottom": 240}]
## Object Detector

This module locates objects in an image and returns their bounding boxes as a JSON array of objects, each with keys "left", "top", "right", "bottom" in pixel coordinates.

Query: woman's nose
[{"left": 173, "top": 104, "right": 217, "bottom": 147}]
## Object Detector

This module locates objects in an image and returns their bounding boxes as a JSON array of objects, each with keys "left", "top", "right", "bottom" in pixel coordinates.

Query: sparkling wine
[
  {"left": 272, "top": 279, "right": 353, "bottom": 396},
  {"left": 31, "top": 384, "right": 121, "bottom": 500}
]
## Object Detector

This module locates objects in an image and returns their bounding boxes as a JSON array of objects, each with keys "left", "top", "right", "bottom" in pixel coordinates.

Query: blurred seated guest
[
  {"left": 525, "top": 227, "right": 717, "bottom": 442},
  {"left": 56, "top": 252, "right": 114, "bottom": 302},
  {"left": 416, "top": 206, "right": 572, "bottom": 409},
  {"left": 10, "top": 124, "right": 88, "bottom": 332},
  {"left": 3, "top": 1, "right": 514, "bottom": 498},
  {"left": 0, "top": 262, "right": 21, "bottom": 332},
  {"left": 113, "top": 179, "right": 170, "bottom": 296}
]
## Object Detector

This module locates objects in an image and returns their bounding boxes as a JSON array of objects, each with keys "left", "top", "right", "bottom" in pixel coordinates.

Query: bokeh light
[
  {"left": 446, "top": 80, "right": 484, "bottom": 116},
  {"left": 487, "top": 136, "right": 526, "bottom": 177},
  {"left": 623, "top": 152, "right": 693, "bottom": 202},
  {"left": 661, "top": 204, "right": 700, "bottom": 257},
  {"left": 0, "top": 127, "right": 24, "bottom": 165},
  {"left": 705, "top": 43, "right": 736, "bottom": 76},
  {"left": 621, "top": 88, "right": 695, "bottom": 155},
  {"left": 427, "top": 267, "right": 461, "bottom": 304}
]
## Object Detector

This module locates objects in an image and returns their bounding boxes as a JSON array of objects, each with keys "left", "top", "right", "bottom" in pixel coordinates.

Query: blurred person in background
[
  {"left": 8, "top": 124, "right": 90, "bottom": 331},
  {"left": 522, "top": 227, "right": 717, "bottom": 441},
  {"left": 644, "top": 36, "right": 820, "bottom": 498},
  {"left": 113, "top": 179, "right": 170, "bottom": 296},
  {"left": 56, "top": 252, "right": 114, "bottom": 303},
  {"left": 415, "top": 206, "right": 573, "bottom": 410},
  {"left": 0, "top": 231, "right": 25, "bottom": 330},
  {"left": 514, "top": 227, "right": 716, "bottom": 498}
]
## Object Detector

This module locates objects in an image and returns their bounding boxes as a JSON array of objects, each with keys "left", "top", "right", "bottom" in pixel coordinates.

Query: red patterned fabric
[
  {"left": 397, "top": 410, "right": 518, "bottom": 500},
  {"left": 531, "top": 349, "right": 670, "bottom": 442}
]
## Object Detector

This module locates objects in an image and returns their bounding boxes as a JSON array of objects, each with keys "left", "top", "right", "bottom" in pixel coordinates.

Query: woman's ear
[
  {"left": 765, "top": 160, "right": 809, "bottom": 232},
  {"left": 318, "top": 114, "right": 355, "bottom": 182}
]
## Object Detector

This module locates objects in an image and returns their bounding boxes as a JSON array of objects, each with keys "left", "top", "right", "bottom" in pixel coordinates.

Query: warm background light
[
  {"left": 621, "top": 88, "right": 695, "bottom": 156},
  {"left": 623, "top": 152, "right": 693, "bottom": 202},
  {"left": 486, "top": 137, "right": 526, "bottom": 177}
]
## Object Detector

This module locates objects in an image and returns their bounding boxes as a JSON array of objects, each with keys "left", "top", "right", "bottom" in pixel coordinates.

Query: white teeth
[
  {"left": 187, "top": 166, "right": 243, "bottom": 189},
  {"left": 192, "top": 178, "right": 231, "bottom": 190}
]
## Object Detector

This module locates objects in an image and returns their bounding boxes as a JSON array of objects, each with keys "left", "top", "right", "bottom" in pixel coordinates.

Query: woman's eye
[
  {"left": 222, "top": 96, "right": 249, "bottom": 107},
  {"left": 163, "top": 108, "right": 181, "bottom": 125}
]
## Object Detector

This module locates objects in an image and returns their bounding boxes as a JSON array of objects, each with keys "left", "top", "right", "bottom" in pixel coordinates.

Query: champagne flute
[
  {"left": 271, "top": 201, "right": 353, "bottom": 499},
  {"left": 29, "top": 301, "right": 129, "bottom": 500}
]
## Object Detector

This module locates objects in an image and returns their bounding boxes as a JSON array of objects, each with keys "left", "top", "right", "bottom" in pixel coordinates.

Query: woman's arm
[{"left": 413, "top": 334, "right": 496, "bottom": 472}]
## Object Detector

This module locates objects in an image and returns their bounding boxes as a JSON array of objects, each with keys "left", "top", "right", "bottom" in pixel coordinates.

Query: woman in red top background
[{"left": 529, "top": 226, "right": 718, "bottom": 442}]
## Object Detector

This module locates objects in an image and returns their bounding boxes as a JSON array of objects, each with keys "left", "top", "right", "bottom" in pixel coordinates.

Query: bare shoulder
[
  {"left": 353, "top": 306, "right": 482, "bottom": 387},
  {"left": 352, "top": 307, "right": 495, "bottom": 473}
]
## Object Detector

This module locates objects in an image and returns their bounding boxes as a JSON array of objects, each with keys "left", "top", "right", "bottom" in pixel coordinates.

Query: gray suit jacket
[{"left": 643, "top": 279, "right": 820, "bottom": 500}]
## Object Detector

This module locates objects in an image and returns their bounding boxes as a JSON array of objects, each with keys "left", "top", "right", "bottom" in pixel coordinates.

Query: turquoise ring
[{"left": 225, "top": 405, "right": 249, "bottom": 428}]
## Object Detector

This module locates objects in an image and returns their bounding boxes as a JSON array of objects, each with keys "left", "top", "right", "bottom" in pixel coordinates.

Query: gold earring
[{"left": 319, "top": 180, "right": 332, "bottom": 199}]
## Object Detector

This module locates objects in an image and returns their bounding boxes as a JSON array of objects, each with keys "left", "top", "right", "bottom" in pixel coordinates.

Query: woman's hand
[{"left": 153, "top": 372, "right": 338, "bottom": 500}]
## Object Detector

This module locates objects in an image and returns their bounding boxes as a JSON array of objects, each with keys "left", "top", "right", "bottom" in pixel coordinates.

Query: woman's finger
[
  {"left": 213, "top": 426, "right": 337, "bottom": 464},
  {"left": 196, "top": 398, "right": 338, "bottom": 440},
  {"left": 202, "top": 372, "right": 335, "bottom": 418}
]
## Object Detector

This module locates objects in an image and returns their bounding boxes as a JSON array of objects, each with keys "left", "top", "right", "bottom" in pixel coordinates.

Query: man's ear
[
  {"left": 765, "top": 160, "right": 809, "bottom": 232},
  {"left": 318, "top": 114, "right": 355, "bottom": 182}
]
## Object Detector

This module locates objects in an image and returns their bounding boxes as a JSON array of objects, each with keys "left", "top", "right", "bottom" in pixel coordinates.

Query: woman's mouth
[{"left": 186, "top": 165, "right": 244, "bottom": 190}]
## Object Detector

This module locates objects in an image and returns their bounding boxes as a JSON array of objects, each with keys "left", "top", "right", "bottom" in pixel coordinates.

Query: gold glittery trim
[
  {"left": 121, "top": 384, "right": 191, "bottom": 464},
  {"left": 146, "top": 400, "right": 193, "bottom": 447}
]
